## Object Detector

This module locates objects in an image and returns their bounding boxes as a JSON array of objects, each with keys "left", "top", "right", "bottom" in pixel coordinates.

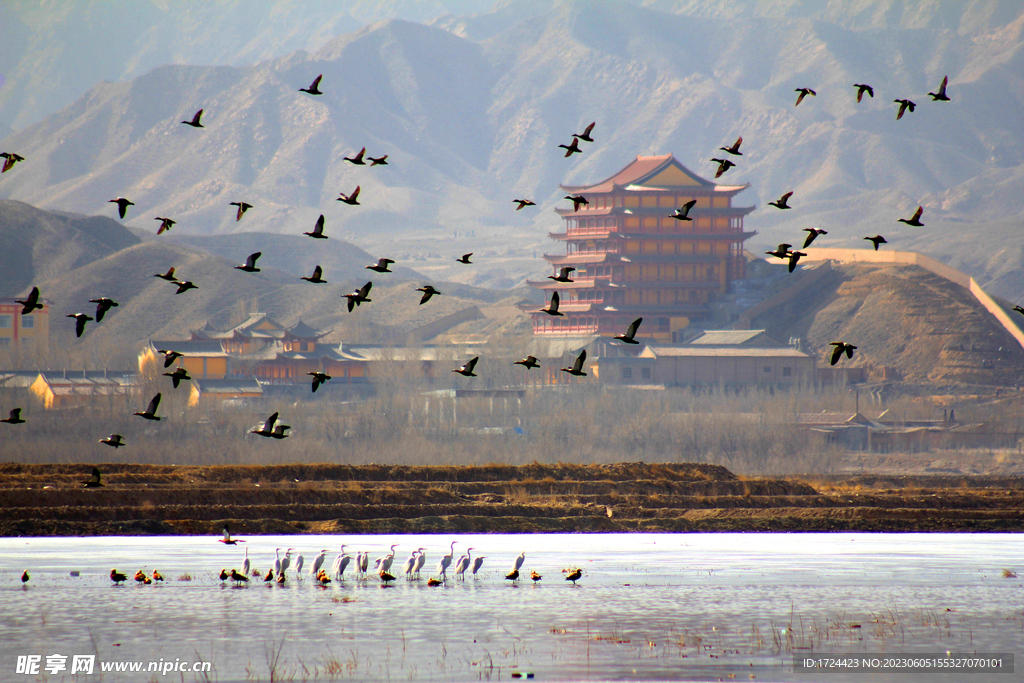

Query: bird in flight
[
  {"left": 134, "top": 393, "right": 162, "bottom": 421},
  {"left": 368, "top": 154, "right": 388, "bottom": 166},
  {"left": 1, "top": 408, "right": 25, "bottom": 425},
  {"left": 67, "top": 313, "right": 93, "bottom": 337},
  {"left": 301, "top": 265, "right": 326, "bottom": 284},
  {"left": 15, "top": 287, "right": 44, "bottom": 315},
  {"left": 711, "top": 158, "right": 735, "bottom": 178},
  {"left": 765, "top": 243, "right": 792, "bottom": 260},
  {"left": 157, "top": 349, "right": 184, "bottom": 367},
  {"left": 90, "top": 297, "right": 118, "bottom": 322},
  {"left": 337, "top": 186, "right": 361, "bottom": 205},
  {"left": 768, "top": 191, "right": 794, "bottom": 210},
  {"left": 304, "top": 214, "right": 328, "bottom": 239},
  {"left": 898, "top": 206, "right": 924, "bottom": 227},
  {"left": 540, "top": 291, "right": 564, "bottom": 317},
  {"left": 614, "top": 318, "right": 643, "bottom": 344},
  {"left": 154, "top": 267, "right": 177, "bottom": 281},
  {"left": 794, "top": 88, "right": 816, "bottom": 106},
  {"left": 0, "top": 152, "right": 25, "bottom": 173},
  {"left": 99, "top": 434, "right": 126, "bottom": 448},
  {"left": 220, "top": 524, "right": 245, "bottom": 544},
  {"left": 928, "top": 75, "right": 950, "bottom": 101},
  {"left": 235, "top": 252, "right": 262, "bottom": 273},
  {"left": 154, "top": 217, "right": 176, "bottom": 235},
  {"left": 562, "top": 350, "right": 588, "bottom": 377},
  {"left": 344, "top": 282, "right": 373, "bottom": 311},
  {"left": 786, "top": 250, "right": 807, "bottom": 272},
  {"left": 456, "top": 253, "right": 473, "bottom": 264},
  {"left": 513, "top": 199, "right": 536, "bottom": 211},
  {"left": 894, "top": 98, "right": 916, "bottom": 120},
  {"left": 453, "top": 357, "right": 480, "bottom": 377},
  {"left": 853, "top": 83, "right": 874, "bottom": 103},
  {"left": 514, "top": 355, "right": 540, "bottom": 370},
  {"left": 719, "top": 137, "right": 743, "bottom": 155},
  {"left": 366, "top": 258, "right": 394, "bottom": 273},
  {"left": 163, "top": 366, "right": 191, "bottom": 388},
  {"left": 802, "top": 228, "right": 827, "bottom": 248},
  {"left": 173, "top": 280, "right": 198, "bottom": 294},
  {"left": 230, "top": 201, "right": 253, "bottom": 221},
  {"left": 1013, "top": 305, "right": 1024, "bottom": 316},
  {"left": 84, "top": 468, "right": 104, "bottom": 487},
  {"left": 829, "top": 341, "right": 857, "bottom": 366},
  {"left": 181, "top": 109, "right": 204, "bottom": 128},
  {"left": 558, "top": 138, "right": 582, "bottom": 157},
  {"left": 548, "top": 267, "right": 575, "bottom": 282},
  {"left": 270, "top": 423, "right": 290, "bottom": 439},
  {"left": 251, "top": 412, "right": 279, "bottom": 437},
  {"left": 572, "top": 122, "right": 596, "bottom": 142},
  {"left": 864, "top": 235, "right": 887, "bottom": 250},
  {"left": 417, "top": 285, "right": 441, "bottom": 305},
  {"left": 344, "top": 148, "right": 367, "bottom": 165},
  {"left": 108, "top": 197, "right": 134, "bottom": 219},
  {"left": 308, "top": 371, "right": 331, "bottom": 392},
  {"left": 299, "top": 74, "right": 323, "bottom": 95},
  {"left": 564, "top": 194, "right": 588, "bottom": 212},
  {"left": 670, "top": 199, "right": 697, "bottom": 221}
]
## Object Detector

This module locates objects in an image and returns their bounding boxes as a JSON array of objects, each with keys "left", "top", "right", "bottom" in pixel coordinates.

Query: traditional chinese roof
[
  {"left": 640, "top": 346, "right": 812, "bottom": 359},
  {"left": 560, "top": 154, "right": 749, "bottom": 195},
  {"left": 191, "top": 313, "right": 325, "bottom": 341},
  {"left": 688, "top": 330, "right": 782, "bottom": 346}
]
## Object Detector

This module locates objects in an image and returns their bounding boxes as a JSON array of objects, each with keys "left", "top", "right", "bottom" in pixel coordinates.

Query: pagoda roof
[
  {"left": 191, "top": 313, "right": 324, "bottom": 341},
  {"left": 560, "top": 154, "right": 749, "bottom": 195}
]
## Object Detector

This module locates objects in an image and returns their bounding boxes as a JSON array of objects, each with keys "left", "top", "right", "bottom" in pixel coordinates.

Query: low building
[
  {"left": 639, "top": 345, "right": 816, "bottom": 385},
  {"left": 189, "top": 378, "right": 263, "bottom": 407},
  {"left": 29, "top": 370, "right": 137, "bottom": 410}
]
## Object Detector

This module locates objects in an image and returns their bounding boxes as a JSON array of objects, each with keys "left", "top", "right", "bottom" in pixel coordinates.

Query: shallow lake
[{"left": 1, "top": 533, "right": 1021, "bottom": 682}]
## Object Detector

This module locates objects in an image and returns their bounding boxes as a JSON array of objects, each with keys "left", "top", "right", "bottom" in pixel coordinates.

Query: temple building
[{"left": 528, "top": 154, "right": 755, "bottom": 343}]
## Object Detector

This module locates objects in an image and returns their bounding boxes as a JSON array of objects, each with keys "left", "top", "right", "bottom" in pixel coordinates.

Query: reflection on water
[{"left": 1, "top": 533, "right": 1021, "bottom": 682}]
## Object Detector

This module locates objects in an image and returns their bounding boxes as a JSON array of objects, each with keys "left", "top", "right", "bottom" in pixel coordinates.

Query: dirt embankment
[{"left": 2, "top": 462, "right": 1023, "bottom": 536}]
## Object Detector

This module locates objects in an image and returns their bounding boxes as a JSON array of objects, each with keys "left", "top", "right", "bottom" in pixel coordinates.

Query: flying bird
[
  {"left": 220, "top": 524, "right": 244, "bottom": 545},
  {"left": 540, "top": 291, "right": 564, "bottom": 317},
  {"left": 0, "top": 152, "right": 25, "bottom": 173},
  {"left": 154, "top": 267, "right": 177, "bottom": 281},
  {"left": 304, "top": 214, "right": 328, "bottom": 239},
  {"left": 548, "top": 267, "right": 575, "bottom": 282},
  {"left": 1, "top": 408, "right": 25, "bottom": 425},
  {"left": 456, "top": 253, "right": 473, "bottom": 264},
  {"left": 344, "top": 148, "right": 367, "bottom": 165},
  {"left": 133, "top": 393, "right": 162, "bottom": 421},
  {"left": 15, "top": 287, "right": 43, "bottom": 315},
  {"left": 513, "top": 199, "right": 536, "bottom": 210},
  {"left": 299, "top": 74, "right": 323, "bottom": 95},
  {"left": 67, "top": 313, "right": 93, "bottom": 338},
  {"left": 898, "top": 206, "right": 924, "bottom": 227},
  {"left": 614, "top": 318, "right": 643, "bottom": 344},
  {"left": 514, "top": 355, "right": 540, "bottom": 370},
  {"left": 108, "top": 197, "right": 134, "bottom": 219},
  {"left": 337, "top": 186, "right": 361, "bottom": 205},
  {"left": 366, "top": 258, "right": 394, "bottom": 273},
  {"left": 250, "top": 412, "right": 278, "bottom": 437},
  {"left": 163, "top": 366, "right": 191, "bottom": 388},
  {"left": 765, "top": 243, "right": 792, "bottom": 260},
  {"left": 99, "top": 434, "right": 126, "bottom": 448},
  {"left": 794, "top": 88, "right": 816, "bottom": 106},
  {"left": 368, "top": 154, "right": 388, "bottom": 166},
  {"left": 768, "top": 191, "right": 793, "bottom": 209},
  {"left": 308, "top": 371, "right": 331, "bottom": 392},
  {"left": 829, "top": 341, "right": 857, "bottom": 366},
  {"left": 453, "top": 357, "right": 479, "bottom": 377},
  {"left": 344, "top": 281, "right": 373, "bottom": 311},
  {"left": 83, "top": 467, "right": 104, "bottom": 487},
  {"left": 173, "top": 280, "right": 198, "bottom": 294},
  {"left": 562, "top": 349, "right": 587, "bottom": 377},
  {"left": 269, "top": 423, "right": 290, "bottom": 439},
  {"left": 864, "top": 235, "right": 887, "bottom": 250},
  {"left": 181, "top": 109, "right": 204, "bottom": 128},
  {"left": 802, "top": 228, "right": 827, "bottom": 248},
  {"left": 928, "top": 75, "right": 950, "bottom": 101},
  {"left": 572, "top": 122, "right": 596, "bottom": 142},
  {"left": 89, "top": 297, "right": 118, "bottom": 322},
  {"left": 1013, "top": 305, "right": 1024, "bottom": 317},
  {"left": 234, "top": 252, "right": 262, "bottom": 272},
  {"left": 564, "top": 194, "right": 588, "bottom": 212},
  {"left": 154, "top": 217, "right": 176, "bottom": 235},
  {"left": 853, "top": 83, "right": 874, "bottom": 102},
  {"left": 719, "top": 137, "right": 743, "bottom": 155},
  {"left": 670, "top": 199, "right": 697, "bottom": 221},
  {"left": 229, "top": 202, "right": 253, "bottom": 221},
  {"left": 558, "top": 138, "right": 582, "bottom": 157},
  {"left": 894, "top": 98, "right": 916, "bottom": 120},
  {"left": 416, "top": 285, "right": 440, "bottom": 305},
  {"left": 710, "top": 158, "right": 735, "bottom": 178},
  {"left": 301, "top": 265, "right": 326, "bottom": 284},
  {"left": 786, "top": 250, "right": 807, "bottom": 273}
]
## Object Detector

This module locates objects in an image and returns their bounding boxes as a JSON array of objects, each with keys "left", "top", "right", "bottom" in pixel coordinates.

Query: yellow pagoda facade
[{"left": 529, "top": 154, "right": 755, "bottom": 343}]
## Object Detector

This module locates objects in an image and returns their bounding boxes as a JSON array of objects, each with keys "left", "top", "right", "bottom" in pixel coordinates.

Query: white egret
[
  {"left": 511, "top": 551, "right": 526, "bottom": 573},
  {"left": 379, "top": 544, "right": 398, "bottom": 574},
  {"left": 295, "top": 552, "right": 305, "bottom": 577},
  {"left": 310, "top": 549, "right": 328, "bottom": 578},
  {"left": 436, "top": 541, "right": 457, "bottom": 578},
  {"left": 413, "top": 548, "right": 427, "bottom": 578},
  {"left": 333, "top": 551, "right": 351, "bottom": 580},
  {"left": 454, "top": 553, "right": 470, "bottom": 581},
  {"left": 472, "top": 555, "right": 486, "bottom": 578},
  {"left": 402, "top": 551, "right": 418, "bottom": 580},
  {"left": 281, "top": 548, "right": 294, "bottom": 574},
  {"left": 358, "top": 551, "right": 369, "bottom": 576},
  {"left": 241, "top": 547, "right": 250, "bottom": 577},
  {"left": 273, "top": 548, "right": 282, "bottom": 576}
]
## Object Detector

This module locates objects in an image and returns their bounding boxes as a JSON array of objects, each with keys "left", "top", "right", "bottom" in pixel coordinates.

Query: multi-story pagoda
[{"left": 529, "top": 154, "right": 755, "bottom": 343}]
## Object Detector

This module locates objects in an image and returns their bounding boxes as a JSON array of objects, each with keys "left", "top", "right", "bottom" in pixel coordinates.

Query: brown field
[{"left": 3, "top": 462, "right": 1023, "bottom": 536}]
